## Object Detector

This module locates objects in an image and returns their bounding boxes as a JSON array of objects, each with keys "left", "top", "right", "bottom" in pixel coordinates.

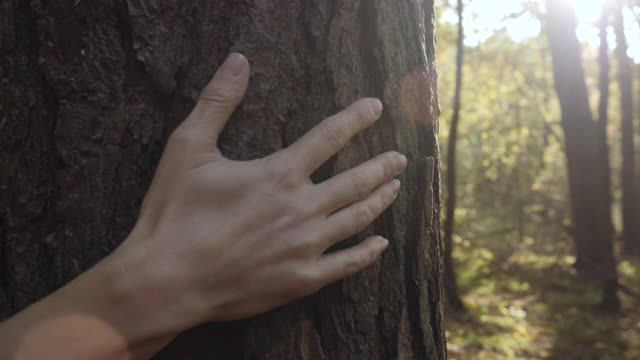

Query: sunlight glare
[
  {"left": 563, "top": 0, "right": 610, "bottom": 24},
  {"left": 567, "top": 0, "right": 609, "bottom": 49},
  {"left": 440, "top": 0, "right": 640, "bottom": 62}
]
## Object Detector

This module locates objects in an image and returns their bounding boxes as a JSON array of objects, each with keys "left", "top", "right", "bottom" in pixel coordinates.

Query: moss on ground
[{"left": 446, "top": 244, "right": 640, "bottom": 360}]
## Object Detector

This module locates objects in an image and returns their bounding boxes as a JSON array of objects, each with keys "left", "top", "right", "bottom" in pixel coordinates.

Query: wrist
[
  {"left": 93, "top": 224, "right": 208, "bottom": 341},
  {"left": 0, "top": 225, "right": 184, "bottom": 359},
  {"left": 79, "top": 231, "right": 185, "bottom": 344},
  {"left": 0, "top": 240, "right": 177, "bottom": 360},
  {"left": 70, "top": 253, "right": 179, "bottom": 357}
]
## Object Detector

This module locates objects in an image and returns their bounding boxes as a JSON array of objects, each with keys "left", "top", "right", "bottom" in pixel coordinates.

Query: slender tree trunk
[
  {"left": 637, "top": 61, "right": 640, "bottom": 231},
  {"left": 613, "top": 0, "right": 640, "bottom": 257},
  {"left": 545, "top": 0, "right": 600, "bottom": 273},
  {"left": 0, "top": 0, "right": 446, "bottom": 358},
  {"left": 443, "top": 0, "right": 465, "bottom": 312},
  {"left": 597, "top": 3, "right": 613, "bottom": 228},
  {"left": 545, "top": 0, "right": 620, "bottom": 311},
  {"left": 597, "top": 3, "right": 622, "bottom": 310}
]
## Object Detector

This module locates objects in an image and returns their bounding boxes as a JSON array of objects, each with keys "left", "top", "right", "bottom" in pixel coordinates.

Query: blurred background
[{"left": 435, "top": 0, "right": 640, "bottom": 358}]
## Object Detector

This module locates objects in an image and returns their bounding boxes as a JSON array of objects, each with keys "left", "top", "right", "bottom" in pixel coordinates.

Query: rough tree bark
[
  {"left": 545, "top": 0, "right": 620, "bottom": 310},
  {"left": 443, "top": 0, "right": 465, "bottom": 312},
  {"left": 613, "top": 0, "right": 640, "bottom": 257},
  {"left": 0, "top": 0, "right": 446, "bottom": 358}
]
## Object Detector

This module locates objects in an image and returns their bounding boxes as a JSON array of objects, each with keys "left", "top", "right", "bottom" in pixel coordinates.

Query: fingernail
[
  {"left": 378, "top": 237, "right": 389, "bottom": 250},
  {"left": 371, "top": 99, "right": 383, "bottom": 117},
  {"left": 223, "top": 53, "right": 246, "bottom": 76},
  {"left": 396, "top": 154, "right": 407, "bottom": 172},
  {"left": 391, "top": 179, "right": 401, "bottom": 194}
]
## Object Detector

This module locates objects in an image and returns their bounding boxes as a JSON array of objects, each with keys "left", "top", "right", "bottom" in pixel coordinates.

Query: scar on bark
[
  {"left": 298, "top": 319, "right": 325, "bottom": 360},
  {"left": 399, "top": 64, "right": 433, "bottom": 126}
]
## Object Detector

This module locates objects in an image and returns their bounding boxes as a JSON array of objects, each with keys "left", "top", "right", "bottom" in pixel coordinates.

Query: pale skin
[{"left": 0, "top": 53, "right": 407, "bottom": 359}]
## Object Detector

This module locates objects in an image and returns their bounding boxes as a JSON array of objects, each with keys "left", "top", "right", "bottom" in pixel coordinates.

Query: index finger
[{"left": 287, "top": 98, "right": 383, "bottom": 175}]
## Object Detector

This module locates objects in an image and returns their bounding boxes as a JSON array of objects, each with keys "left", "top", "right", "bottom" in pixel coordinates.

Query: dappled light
[
  {"left": 447, "top": 244, "right": 640, "bottom": 359},
  {"left": 3, "top": 0, "right": 640, "bottom": 357},
  {"left": 440, "top": 0, "right": 640, "bottom": 60},
  {"left": 438, "top": 0, "right": 640, "bottom": 358},
  {"left": 399, "top": 64, "right": 435, "bottom": 126}
]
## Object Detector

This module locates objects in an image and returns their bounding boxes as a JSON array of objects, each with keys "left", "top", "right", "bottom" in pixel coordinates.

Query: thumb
[{"left": 189, "top": 53, "right": 250, "bottom": 143}]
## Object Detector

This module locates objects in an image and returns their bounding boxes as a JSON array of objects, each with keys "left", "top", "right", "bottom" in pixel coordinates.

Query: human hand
[
  {"left": 111, "top": 53, "right": 407, "bottom": 336},
  {"left": 0, "top": 53, "right": 407, "bottom": 360}
]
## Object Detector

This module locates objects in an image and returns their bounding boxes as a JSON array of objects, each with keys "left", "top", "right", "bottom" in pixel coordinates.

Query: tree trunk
[
  {"left": 597, "top": 2, "right": 622, "bottom": 310},
  {"left": 613, "top": 0, "right": 640, "bottom": 257},
  {"left": 597, "top": 3, "right": 613, "bottom": 239},
  {"left": 545, "top": 0, "right": 620, "bottom": 310},
  {"left": 0, "top": 0, "right": 446, "bottom": 358},
  {"left": 443, "top": 0, "right": 465, "bottom": 313}
]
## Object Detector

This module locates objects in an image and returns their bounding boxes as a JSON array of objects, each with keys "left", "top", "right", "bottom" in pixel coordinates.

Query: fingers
[
  {"left": 323, "top": 179, "right": 400, "bottom": 247},
  {"left": 286, "top": 98, "right": 383, "bottom": 175},
  {"left": 315, "top": 151, "right": 407, "bottom": 212},
  {"left": 311, "top": 236, "right": 388, "bottom": 286},
  {"left": 186, "top": 53, "right": 250, "bottom": 144}
]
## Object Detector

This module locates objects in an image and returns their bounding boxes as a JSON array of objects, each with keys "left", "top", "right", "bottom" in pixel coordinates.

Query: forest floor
[{"left": 445, "top": 243, "right": 640, "bottom": 360}]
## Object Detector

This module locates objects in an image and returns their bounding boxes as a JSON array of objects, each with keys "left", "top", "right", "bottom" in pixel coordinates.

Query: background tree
[
  {"left": 613, "top": 0, "right": 640, "bottom": 257},
  {"left": 435, "top": 0, "right": 640, "bottom": 357},
  {"left": 443, "top": 0, "right": 466, "bottom": 312},
  {"left": 0, "top": 0, "right": 446, "bottom": 358},
  {"left": 545, "top": 0, "right": 620, "bottom": 310},
  {"left": 596, "top": 2, "right": 614, "bottom": 250}
]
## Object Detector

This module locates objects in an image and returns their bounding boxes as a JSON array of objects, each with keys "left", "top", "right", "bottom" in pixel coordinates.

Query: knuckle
[
  {"left": 369, "top": 198, "right": 385, "bottom": 219},
  {"left": 289, "top": 232, "right": 323, "bottom": 258},
  {"left": 354, "top": 206, "right": 372, "bottom": 232},
  {"left": 350, "top": 172, "right": 372, "bottom": 198},
  {"left": 199, "top": 84, "right": 236, "bottom": 106},
  {"left": 277, "top": 195, "right": 317, "bottom": 228},
  {"left": 344, "top": 256, "right": 365, "bottom": 277},
  {"left": 354, "top": 100, "right": 378, "bottom": 127},
  {"left": 368, "top": 242, "right": 381, "bottom": 261},
  {"left": 294, "top": 268, "right": 321, "bottom": 293},
  {"left": 288, "top": 241, "right": 313, "bottom": 259},
  {"left": 382, "top": 186, "right": 396, "bottom": 206},
  {"left": 297, "top": 190, "right": 321, "bottom": 215},
  {"left": 299, "top": 201, "right": 319, "bottom": 219},
  {"left": 319, "top": 121, "right": 346, "bottom": 149},
  {"left": 267, "top": 159, "right": 302, "bottom": 189},
  {"left": 294, "top": 202, "right": 314, "bottom": 219},
  {"left": 355, "top": 109, "right": 370, "bottom": 128},
  {"left": 381, "top": 153, "right": 397, "bottom": 179},
  {"left": 360, "top": 108, "right": 374, "bottom": 127},
  {"left": 168, "top": 127, "right": 197, "bottom": 149},
  {"left": 302, "top": 232, "right": 323, "bottom": 251}
]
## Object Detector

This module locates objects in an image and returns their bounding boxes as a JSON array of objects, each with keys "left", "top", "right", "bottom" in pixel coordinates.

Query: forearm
[
  {"left": 0, "top": 54, "right": 402, "bottom": 359},
  {"left": 0, "top": 247, "right": 176, "bottom": 360}
]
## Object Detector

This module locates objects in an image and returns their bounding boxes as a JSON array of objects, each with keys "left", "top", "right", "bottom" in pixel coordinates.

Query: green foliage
[
  {"left": 436, "top": 1, "right": 640, "bottom": 358},
  {"left": 447, "top": 245, "right": 640, "bottom": 360},
  {"left": 437, "top": 0, "right": 633, "bottom": 258},
  {"left": 438, "top": 19, "right": 572, "bottom": 254}
]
